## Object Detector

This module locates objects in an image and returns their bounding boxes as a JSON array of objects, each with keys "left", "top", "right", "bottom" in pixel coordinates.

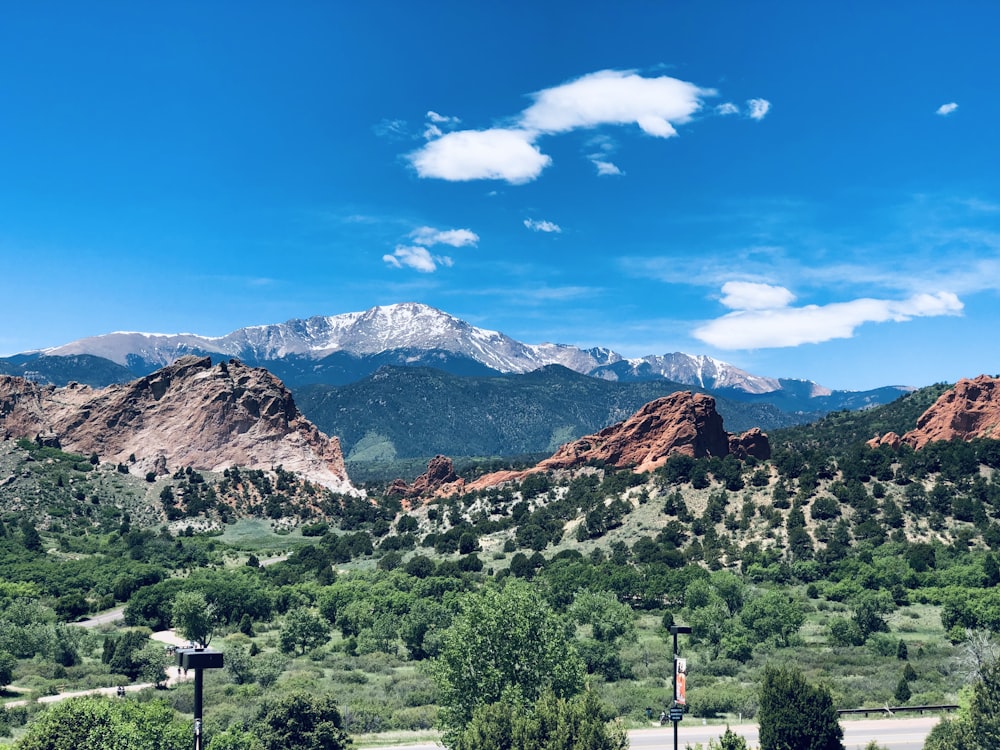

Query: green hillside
[{"left": 293, "top": 365, "right": 811, "bottom": 463}]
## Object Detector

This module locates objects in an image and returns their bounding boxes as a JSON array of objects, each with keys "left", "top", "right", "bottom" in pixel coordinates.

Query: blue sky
[{"left": 3, "top": 2, "right": 999, "bottom": 391}]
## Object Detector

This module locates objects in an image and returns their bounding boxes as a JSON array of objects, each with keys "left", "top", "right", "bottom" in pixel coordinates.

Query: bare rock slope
[
  {"left": 895, "top": 375, "right": 1000, "bottom": 449},
  {"left": 0, "top": 356, "right": 355, "bottom": 493},
  {"left": 459, "top": 390, "right": 769, "bottom": 494}
]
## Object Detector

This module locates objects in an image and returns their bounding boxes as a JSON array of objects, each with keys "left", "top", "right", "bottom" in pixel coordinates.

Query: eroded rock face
[
  {"left": 387, "top": 455, "right": 466, "bottom": 500},
  {"left": 538, "top": 392, "right": 731, "bottom": 473},
  {"left": 866, "top": 431, "right": 902, "bottom": 449},
  {"left": 900, "top": 375, "right": 1000, "bottom": 449},
  {"left": 462, "top": 391, "right": 769, "bottom": 494},
  {"left": 729, "top": 427, "right": 772, "bottom": 461},
  {"left": 0, "top": 356, "right": 355, "bottom": 493}
]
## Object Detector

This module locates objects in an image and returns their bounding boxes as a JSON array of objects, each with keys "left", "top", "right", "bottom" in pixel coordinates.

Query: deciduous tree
[{"left": 431, "top": 580, "right": 584, "bottom": 741}]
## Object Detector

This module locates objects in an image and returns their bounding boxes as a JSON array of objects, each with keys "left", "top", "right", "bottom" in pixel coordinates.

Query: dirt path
[{"left": 5, "top": 630, "right": 195, "bottom": 709}]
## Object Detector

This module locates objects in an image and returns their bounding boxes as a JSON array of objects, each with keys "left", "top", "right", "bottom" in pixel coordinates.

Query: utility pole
[{"left": 669, "top": 625, "right": 691, "bottom": 750}]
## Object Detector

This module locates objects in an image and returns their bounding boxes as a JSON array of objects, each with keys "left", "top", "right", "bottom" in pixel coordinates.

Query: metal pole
[
  {"left": 193, "top": 668, "right": 203, "bottom": 750},
  {"left": 672, "top": 628, "right": 678, "bottom": 750}
]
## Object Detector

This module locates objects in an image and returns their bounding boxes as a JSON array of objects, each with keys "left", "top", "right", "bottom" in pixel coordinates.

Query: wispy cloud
[
  {"left": 407, "top": 69, "right": 747, "bottom": 184},
  {"left": 373, "top": 118, "right": 410, "bottom": 140},
  {"left": 716, "top": 102, "right": 739, "bottom": 115},
  {"left": 936, "top": 102, "right": 959, "bottom": 116},
  {"left": 747, "top": 98, "right": 771, "bottom": 121},
  {"left": 524, "top": 219, "right": 562, "bottom": 233},
  {"left": 410, "top": 226, "right": 479, "bottom": 247},
  {"left": 384, "top": 225, "right": 479, "bottom": 272},
  {"left": 592, "top": 160, "right": 623, "bottom": 176},
  {"left": 586, "top": 134, "right": 624, "bottom": 176},
  {"left": 382, "top": 246, "right": 452, "bottom": 273},
  {"left": 694, "top": 285, "right": 963, "bottom": 349}
]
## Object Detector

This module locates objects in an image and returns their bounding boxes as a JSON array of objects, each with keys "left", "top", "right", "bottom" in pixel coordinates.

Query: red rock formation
[
  {"left": 729, "top": 427, "right": 772, "bottom": 460},
  {"left": 538, "top": 392, "right": 731, "bottom": 473},
  {"left": 387, "top": 455, "right": 466, "bottom": 501},
  {"left": 0, "top": 356, "right": 355, "bottom": 493},
  {"left": 866, "top": 431, "right": 902, "bottom": 449},
  {"left": 900, "top": 375, "right": 1000, "bottom": 449},
  {"left": 463, "top": 391, "right": 768, "bottom": 493}
]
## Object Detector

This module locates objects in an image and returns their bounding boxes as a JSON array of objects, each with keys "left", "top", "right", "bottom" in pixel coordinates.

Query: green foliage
[
  {"left": 431, "top": 580, "right": 585, "bottom": 741},
  {"left": 925, "top": 658, "right": 1000, "bottom": 749},
  {"left": 207, "top": 691, "right": 352, "bottom": 750},
  {"left": 279, "top": 607, "right": 329, "bottom": 654},
  {"left": 14, "top": 697, "right": 190, "bottom": 750},
  {"left": 296, "top": 365, "right": 795, "bottom": 462},
  {"left": 451, "top": 689, "right": 627, "bottom": 750},
  {"left": 0, "top": 650, "right": 16, "bottom": 687},
  {"left": 172, "top": 590, "right": 215, "bottom": 646},
  {"left": 255, "top": 692, "right": 352, "bottom": 750},
  {"left": 894, "top": 675, "right": 911, "bottom": 703},
  {"left": 758, "top": 665, "right": 843, "bottom": 750}
]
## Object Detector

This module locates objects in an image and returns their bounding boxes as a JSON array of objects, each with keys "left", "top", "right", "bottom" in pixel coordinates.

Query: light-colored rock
[{"left": 0, "top": 356, "right": 355, "bottom": 493}]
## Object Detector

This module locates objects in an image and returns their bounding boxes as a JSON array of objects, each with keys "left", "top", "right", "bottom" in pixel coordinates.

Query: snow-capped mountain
[{"left": 36, "top": 302, "right": 782, "bottom": 392}]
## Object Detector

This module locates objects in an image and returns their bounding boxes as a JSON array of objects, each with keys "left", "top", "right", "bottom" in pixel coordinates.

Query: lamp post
[
  {"left": 176, "top": 647, "right": 224, "bottom": 750},
  {"left": 669, "top": 625, "right": 691, "bottom": 750}
]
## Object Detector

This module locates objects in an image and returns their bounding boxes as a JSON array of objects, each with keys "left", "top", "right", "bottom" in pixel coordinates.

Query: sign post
[
  {"left": 669, "top": 625, "right": 692, "bottom": 750},
  {"left": 176, "top": 647, "right": 224, "bottom": 750}
]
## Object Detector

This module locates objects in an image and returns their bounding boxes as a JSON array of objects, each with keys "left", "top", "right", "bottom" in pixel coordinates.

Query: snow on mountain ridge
[{"left": 37, "top": 302, "right": 802, "bottom": 394}]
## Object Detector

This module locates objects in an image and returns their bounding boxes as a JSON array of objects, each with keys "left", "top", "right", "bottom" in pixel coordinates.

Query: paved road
[
  {"left": 628, "top": 716, "right": 940, "bottom": 750},
  {"left": 72, "top": 605, "right": 126, "bottom": 628},
  {"left": 360, "top": 716, "right": 943, "bottom": 750}
]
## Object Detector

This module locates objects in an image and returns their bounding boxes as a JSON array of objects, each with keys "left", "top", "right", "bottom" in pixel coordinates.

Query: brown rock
[
  {"left": 902, "top": 375, "right": 1000, "bottom": 449},
  {"left": 539, "top": 391, "right": 730, "bottom": 473},
  {"left": 729, "top": 428, "right": 771, "bottom": 460},
  {"left": 0, "top": 356, "right": 355, "bottom": 493},
  {"left": 866, "top": 432, "right": 902, "bottom": 449},
  {"left": 463, "top": 391, "right": 769, "bottom": 494},
  {"left": 387, "top": 455, "right": 466, "bottom": 500}
]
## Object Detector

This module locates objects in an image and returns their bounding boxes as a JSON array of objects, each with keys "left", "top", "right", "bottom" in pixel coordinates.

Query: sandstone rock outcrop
[
  {"left": 462, "top": 391, "right": 769, "bottom": 493},
  {"left": 898, "top": 375, "right": 1000, "bottom": 449},
  {"left": 387, "top": 455, "right": 466, "bottom": 501},
  {"left": 866, "top": 431, "right": 902, "bottom": 449},
  {"left": 0, "top": 356, "right": 355, "bottom": 493}
]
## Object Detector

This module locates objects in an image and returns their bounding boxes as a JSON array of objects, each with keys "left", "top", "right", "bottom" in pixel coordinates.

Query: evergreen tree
[
  {"left": 894, "top": 676, "right": 911, "bottom": 704},
  {"left": 759, "top": 665, "right": 843, "bottom": 750}
]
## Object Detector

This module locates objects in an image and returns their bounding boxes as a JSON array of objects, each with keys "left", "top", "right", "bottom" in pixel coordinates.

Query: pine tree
[
  {"left": 759, "top": 665, "right": 844, "bottom": 750},
  {"left": 894, "top": 676, "right": 911, "bottom": 703}
]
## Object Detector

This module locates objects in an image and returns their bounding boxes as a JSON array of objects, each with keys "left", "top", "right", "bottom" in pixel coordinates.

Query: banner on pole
[{"left": 675, "top": 657, "right": 687, "bottom": 705}]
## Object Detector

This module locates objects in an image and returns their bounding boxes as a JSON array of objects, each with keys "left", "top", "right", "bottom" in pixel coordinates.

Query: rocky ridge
[
  {"left": 868, "top": 375, "right": 1000, "bottom": 450},
  {"left": 401, "top": 391, "right": 770, "bottom": 496},
  {"left": 0, "top": 356, "right": 355, "bottom": 493}
]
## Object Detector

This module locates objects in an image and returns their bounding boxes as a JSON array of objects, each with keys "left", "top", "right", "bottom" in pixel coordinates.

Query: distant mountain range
[{"left": 1, "top": 302, "right": 914, "bottom": 460}]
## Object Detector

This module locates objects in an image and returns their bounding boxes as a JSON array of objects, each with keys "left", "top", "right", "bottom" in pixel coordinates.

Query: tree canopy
[{"left": 431, "top": 579, "right": 585, "bottom": 742}]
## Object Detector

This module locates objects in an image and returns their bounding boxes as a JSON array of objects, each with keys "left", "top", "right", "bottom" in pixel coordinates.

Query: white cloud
[
  {"left": 747, "top": 98, "right": 771, "bottom": 121},
  {"left": 592, "top": 159, "right": 623, "bottom": 176},
  {"left": 716, "top": 102, "right": 739, "bottom": 115},
  {"left": 410, "top": 226, "right": 479, "bottom": 247},
  {"left": 408, "top": 128, "right": 551, "bottom": 183},
  {"left": 693, "top": 288, "right": 963, "bottom": 349},
  {"left": 936, "top": 102, "right": 959, "bottom": 116},
  {"left": 427, "top": 111, "right": 461, "bottom": 125},
  {"left": 524, "top": 219, "right": 562, "bottom": 233},
  {"left": 373, "top": 118, "right": 409, "bottom": 140},
  {"left": 382, "top": 245, "right": 453, "bottom": 273},
  {"left": 719, "top": 281, "right": 796, "bottom": 310},
  {"left": 408, "top": 69, "right": 722, "bottom": 184},
  {"left": 520, "top": 69, "right": 710, "bottom": 137}
]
